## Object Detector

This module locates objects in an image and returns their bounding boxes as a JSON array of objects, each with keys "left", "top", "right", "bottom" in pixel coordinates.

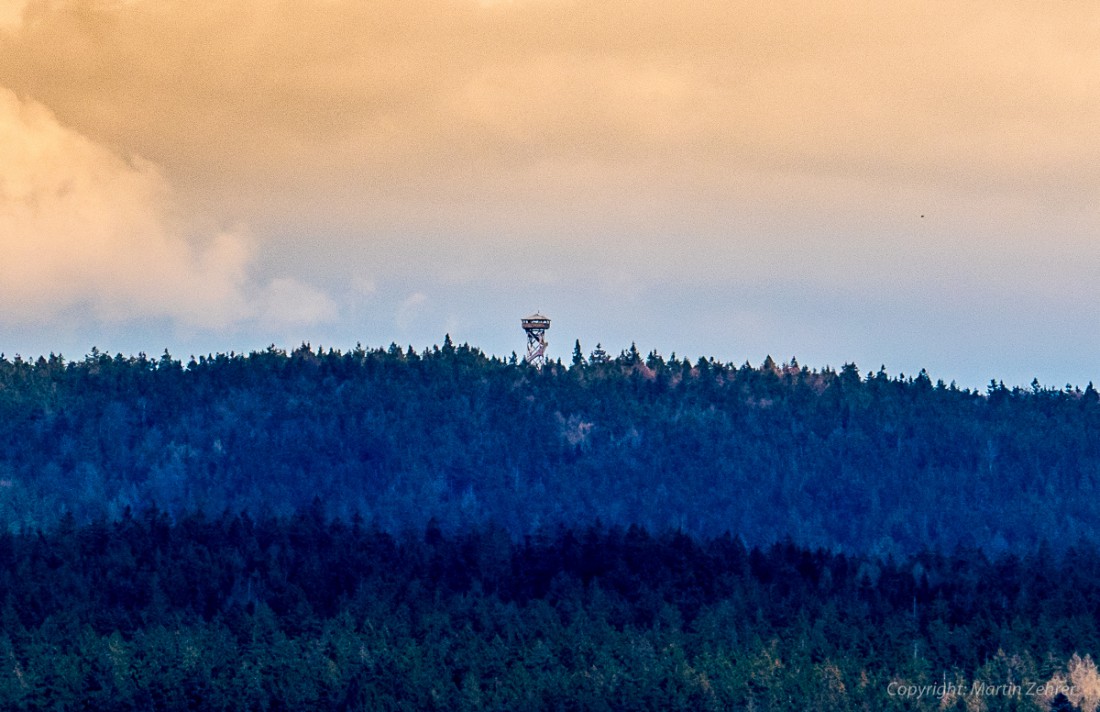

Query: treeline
[
  {"left": 0, "top": 511, "right": 1097, "bottom": 710},
  {"left": 1, "top": 341, "right": 1099, "bottom": 553}
]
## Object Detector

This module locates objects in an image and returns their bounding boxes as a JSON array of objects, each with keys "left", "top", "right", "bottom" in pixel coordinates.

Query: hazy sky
[{"left": 1, "top": 0, "right": 1098, "bottom": 387}]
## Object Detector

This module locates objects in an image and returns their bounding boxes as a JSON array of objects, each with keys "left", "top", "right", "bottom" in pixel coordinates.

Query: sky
[{"left": 0, "top": 0, "right": 1097, "bottom": 388}]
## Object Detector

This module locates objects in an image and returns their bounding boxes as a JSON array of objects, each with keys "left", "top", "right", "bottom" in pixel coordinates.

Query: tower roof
[{"left": 522, "top": 312, "right": 550, "bottom": 329}]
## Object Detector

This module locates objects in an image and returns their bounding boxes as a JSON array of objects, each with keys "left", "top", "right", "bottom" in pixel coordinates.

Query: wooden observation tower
[{"left": 521, "top": 313, "right": 550, "bottom": 365}]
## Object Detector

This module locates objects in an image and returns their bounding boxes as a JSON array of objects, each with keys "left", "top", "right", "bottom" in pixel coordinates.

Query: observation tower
[{"left": 521, "top": 312, "right": 551, "bottom": 365}]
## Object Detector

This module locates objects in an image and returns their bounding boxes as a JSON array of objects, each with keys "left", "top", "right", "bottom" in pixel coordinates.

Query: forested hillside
[
  {"left": 1, "top": 341, "right": 1098, "bottom": 554},
  {"left": 3, "top": 342, "right": 1100, "bottom": 710}
]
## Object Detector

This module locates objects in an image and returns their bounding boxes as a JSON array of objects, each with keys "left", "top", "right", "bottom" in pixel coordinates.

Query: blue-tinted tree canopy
[{"left": 0, "top": 342, "right": 1097, "bottom": 554}]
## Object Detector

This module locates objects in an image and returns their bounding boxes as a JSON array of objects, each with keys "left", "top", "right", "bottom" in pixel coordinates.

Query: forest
[
  {"left": 2, "top": 341, "right": 1100, "bottom": 709},
  {"left": 0, "top": 340, "right": 1098, "bottom": 554},
  {"left": 1, "top": 511, "right": 1099, "bottom": 711}
]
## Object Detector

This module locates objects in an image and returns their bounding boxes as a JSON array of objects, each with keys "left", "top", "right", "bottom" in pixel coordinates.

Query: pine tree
[{"left": 572, "top": 340, "right": 586, "bottom": 368}]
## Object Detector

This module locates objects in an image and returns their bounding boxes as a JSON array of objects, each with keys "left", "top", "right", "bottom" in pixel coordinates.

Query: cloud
[
  {"left": 0, "top": 86, "right": 333, "bottom": 331},
  {"left": 2, "top": 1, "right": 1094, "bottom": 196},
  {"left": 0, "top": 1, "right": 1089, "bottom": 311},
  {"left": 257, "top": 278, "right": 338, "bottom": 329},
  {"left": 3, "top": 2, "right": 1096, "bottom": 249},
  {"left": 395, "top": 292, "right": 429, "bottom": 334},
  {"left": 0, "top": 2, "right": 28, "bottom": 32}
]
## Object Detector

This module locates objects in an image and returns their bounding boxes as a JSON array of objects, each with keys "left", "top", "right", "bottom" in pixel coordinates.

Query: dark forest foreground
[{"left": 0, "top": 512, "right": 1097, "bottom": 711}]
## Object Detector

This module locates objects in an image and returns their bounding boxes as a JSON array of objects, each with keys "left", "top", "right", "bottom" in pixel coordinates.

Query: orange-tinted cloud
[
  {"left": 2, "top": 0, "right": 1095, "bottom": 211},
  {"left": 0, "top": 87, "right": 334, "bottom": 329}
]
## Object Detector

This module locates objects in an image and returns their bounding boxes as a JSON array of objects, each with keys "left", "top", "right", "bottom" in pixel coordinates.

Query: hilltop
[{"left": 1, "top": 340, "right": 1097, "bottom": 554}]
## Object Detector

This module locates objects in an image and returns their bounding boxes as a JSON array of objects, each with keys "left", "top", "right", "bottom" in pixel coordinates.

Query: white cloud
[
  {"left": 395, "top": 291, "right": 429, "bottom": 333},
  {"left": 0, "top": 87, "right": 332, "bottom": 332},
  {"left": 257, "top": 277, "right": 338, "bottom": 329}
]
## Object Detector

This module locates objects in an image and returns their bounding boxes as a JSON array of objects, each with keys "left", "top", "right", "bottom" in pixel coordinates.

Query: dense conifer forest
[
  {"left": 2, "top": 512, "right": 1100, "bottom": 710},
  {"left": 2, "top": 341, "right": 1099, "bottom": 709},
  {"left": 1, "top": 341, "right": 1098, "bottom": 553}
]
